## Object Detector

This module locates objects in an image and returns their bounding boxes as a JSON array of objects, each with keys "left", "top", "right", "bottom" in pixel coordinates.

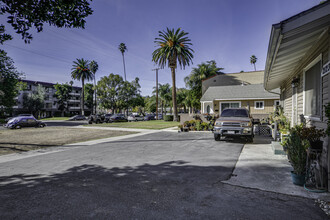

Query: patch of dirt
[{"left": 0, "top": 127, "right": 135, "bottom": 155}]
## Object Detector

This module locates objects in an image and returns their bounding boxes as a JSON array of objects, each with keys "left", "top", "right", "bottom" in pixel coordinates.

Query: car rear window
[{"left": 221, "top": 109, "right": 249, "bottom": 117}]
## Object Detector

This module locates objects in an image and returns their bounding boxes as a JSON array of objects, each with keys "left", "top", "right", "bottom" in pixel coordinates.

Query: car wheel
[
  {"left": 214, "top": 134, "right": 220, "bottom": 141},
  {"left": 15, "top": 125, "right": 21, "bottom": 129},
  {"left": 39, "top": 124, "right": 45, "bottom": 128}
]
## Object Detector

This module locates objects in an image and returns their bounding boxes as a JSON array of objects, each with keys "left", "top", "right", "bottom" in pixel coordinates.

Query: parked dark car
[
  {"left": 88, "top": 114, "right": 104, "bottom": 124},
  {"left": 109, "top": 114, "right": 128, "bottom": 123},
  {"left": 4, "top": 116, "right": 46, "bottom": 129},
  {"left": 144, "top": 114, "right": 155, "bottom": 121},
  {"left": 154, "top": 114, "right": 163, "bottom": 120},
  {"left": 68, "top": 115, "right": 86, "bottom": 121},
  {"left": 104, "top": 114, "right": 113, "bottom": 123},
  {"left": 5, "top": 114, "right": 35, "bottom": 123}
]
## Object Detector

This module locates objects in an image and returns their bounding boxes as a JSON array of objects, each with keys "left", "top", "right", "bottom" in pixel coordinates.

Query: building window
[
  {"left": 274, "top": 100, "right": 280, "bottom": 106},
  {"left": 220, "top": 102, "right": 241, "bottom": 113},
  {"left": 254, "top": 101, "right": 264, "bottom": 110},
  {"left": 304, "top": 59, "right": 321, "bottom": 117}
]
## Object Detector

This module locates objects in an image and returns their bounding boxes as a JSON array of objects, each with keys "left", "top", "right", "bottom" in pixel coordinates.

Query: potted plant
[
  {"left": 283, "top": 125, "right": 310, "bottom": 186},
  {"left": 300, "top": 126, "right": 325, "bottom": 150}
]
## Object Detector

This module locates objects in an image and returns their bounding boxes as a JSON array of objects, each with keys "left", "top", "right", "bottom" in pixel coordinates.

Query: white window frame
[
  {"left": 254, "top": 101, "right": 264, "bottom": 110},
  {"left": 219, "top": 101, "right": 241, "bottom": 113},
  {"left": 302, "top": 54, "right": 322, "bottom": 120},
  {"left": 274, "top": 100, "right": 280, "bottom": 106}
]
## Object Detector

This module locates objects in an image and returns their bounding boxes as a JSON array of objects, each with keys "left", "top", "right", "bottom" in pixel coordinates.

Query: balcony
[
  {"left": 69, "top": 107, "right": 81, "bottom": 110},
  {"left": 68, "top": 99, "right": 80, "bottom": 103}
]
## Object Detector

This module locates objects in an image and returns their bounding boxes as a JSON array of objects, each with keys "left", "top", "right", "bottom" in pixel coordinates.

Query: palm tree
[
  {"left": 71, "top": 58, "right": 93, "bottom": 115},
  {"left": 89, "top": 60, "right": 99, "bottom": 114},
  {"left": 184, "top": 60, "right": 223, "bottom": 105},
  {"left": 118, "top": 43, "right": 127, "bottom": 81},
  {"left": 250, "top": 55, "right": 257, "bottom": 71},
  {"left": 157, "top": 83, "right": 171, "bottom": 116},
  {"left": 152, "top": 28, "right": 194, "bottom": 121}
]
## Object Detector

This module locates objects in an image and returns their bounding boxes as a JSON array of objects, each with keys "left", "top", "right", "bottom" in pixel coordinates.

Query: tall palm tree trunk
[
  {"left": 171, "top": 67, "right": 178, "bottom": 122},
  {"left": 253, "top": 63, "right": 256, "bottom": 71},
  {"left": 94, "top": 75, "right": 97, "bottom": 114},
  {"left": 81, "top": 79, "right": 85, "bottom": 115},
  {"left": 122, "top": 53, "right": 127, "bottom": 81}
]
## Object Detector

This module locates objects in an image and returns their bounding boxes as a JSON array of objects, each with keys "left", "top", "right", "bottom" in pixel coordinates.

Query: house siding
[
  {"left": 279, "top": 29, "right": 329, "bottom": 186},
  {"left": 213, "top": 99, "right": 279, "bottom": 119}
]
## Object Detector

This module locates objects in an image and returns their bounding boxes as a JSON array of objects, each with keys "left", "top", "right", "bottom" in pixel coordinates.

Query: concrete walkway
[{"left": 223, "top": 136, "right": 330, "bottom": 201}]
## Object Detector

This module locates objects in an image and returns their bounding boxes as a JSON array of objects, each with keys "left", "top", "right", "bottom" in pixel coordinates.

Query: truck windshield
[{"left": 221, "top": 109, "right": 249, "bottom": 117}]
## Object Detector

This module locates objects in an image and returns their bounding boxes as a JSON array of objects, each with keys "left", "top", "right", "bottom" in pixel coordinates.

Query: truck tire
[{"left": 214, "top": 134, "right": 221, "bottom": 141}]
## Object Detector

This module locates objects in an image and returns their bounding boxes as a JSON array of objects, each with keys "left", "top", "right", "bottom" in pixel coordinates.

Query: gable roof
[
  {"left": 202, "top": 70, "right": 265, "bottom": 95},
  {"left": 201, "top": 84, "right": 280, "bottom": 102}
]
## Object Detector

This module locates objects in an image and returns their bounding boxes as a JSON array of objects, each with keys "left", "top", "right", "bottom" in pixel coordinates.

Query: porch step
[{"left": 271, "top": 141, "right": 287, "bottom": 155}]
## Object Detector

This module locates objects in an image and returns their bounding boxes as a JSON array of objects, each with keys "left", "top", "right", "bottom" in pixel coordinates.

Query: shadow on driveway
[{"left": 0, "top": 161, "right": 326, "bottom": 219}]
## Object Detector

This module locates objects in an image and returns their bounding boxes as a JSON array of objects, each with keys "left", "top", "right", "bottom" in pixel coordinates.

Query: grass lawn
[
  {"left": 0, "top": 127, "right": 136, "bottom": 155},
  {"left": 85, "top": 120, "right": 179, "bottom": 130},
  {"left": 40, "top": 117, "right": 70, "bottom": 121}
]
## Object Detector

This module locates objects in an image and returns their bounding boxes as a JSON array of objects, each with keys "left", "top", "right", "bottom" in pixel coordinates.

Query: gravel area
[{"left": 0, "top": 127, "right": 135, "bottom": 155}]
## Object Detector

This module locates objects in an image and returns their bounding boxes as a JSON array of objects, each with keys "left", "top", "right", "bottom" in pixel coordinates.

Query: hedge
[{"left": 164, "top": 115, "right": 174, "bottom": 121}]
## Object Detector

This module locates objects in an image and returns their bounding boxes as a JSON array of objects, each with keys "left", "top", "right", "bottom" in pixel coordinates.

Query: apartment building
[{"left": 13, "top": 80, "right": 90, "bottom": 117}]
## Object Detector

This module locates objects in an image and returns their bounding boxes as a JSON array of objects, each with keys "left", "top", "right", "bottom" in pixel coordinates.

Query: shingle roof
[{"left": 201, "top": 84, "right": 280, "bottom": 101}]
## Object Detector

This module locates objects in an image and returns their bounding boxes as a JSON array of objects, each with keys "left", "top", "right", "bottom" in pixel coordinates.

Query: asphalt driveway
[{"left": 0, "top": 132, "right": 326, "bottom": 219}]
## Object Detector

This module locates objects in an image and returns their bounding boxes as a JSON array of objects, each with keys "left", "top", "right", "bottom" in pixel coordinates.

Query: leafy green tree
[
  {"left": 118, "top": 43, "right": 127, "bottom": 81},
  {"left": 152, "top": 27, "right": 194, "bottom": 121},
  {"left": 53, "top": 82, "right": 72, "bottom": 116},
  {"left": 144, "top": 95, "right": 156, "bottom": 113},
  {"left": 119, "top": 77, "right": 142, "bottom": 113},
  {"left": 0, "top": 0, "right": 93, "bottom": 44},
  {"left": 89, "top": 60, "right": 98, "bottom": 114},
  {"left": 250, "top": 55, "right": 257, "bottom": 71},
  {"left": 23, "top": 84, "right": 45, "bottom": 118},
  {"left": 0, "top": 49, "right": 24, "bottom": 115},
  {"left": 84, "top": 83, "right": 94, "bottom": 111},
  {"left": 71, "top": 58, "right": 93, "bottom": 115},
  {"left": 184, "top": 60, "right": 223, "bottom": 107},
  {"left": 96, "top": 73, "right": 124, "bottom": 113}
]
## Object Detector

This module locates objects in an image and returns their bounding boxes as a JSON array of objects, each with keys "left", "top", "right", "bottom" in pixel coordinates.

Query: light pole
[{"left": 152, "top": 68, "right": 160, "bottom": 119}]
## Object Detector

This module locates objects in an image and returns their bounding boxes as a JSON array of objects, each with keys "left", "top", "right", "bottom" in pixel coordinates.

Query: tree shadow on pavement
[{"left": 0, "top": 161, "right": 326, "bottom": 219}]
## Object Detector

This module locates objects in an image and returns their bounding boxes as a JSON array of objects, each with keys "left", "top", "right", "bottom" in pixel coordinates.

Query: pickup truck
[{"left": 213, "top": 108, "right": 254, "bottom": 142}]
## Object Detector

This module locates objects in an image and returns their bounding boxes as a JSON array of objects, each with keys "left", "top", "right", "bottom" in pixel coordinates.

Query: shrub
[
  {"left": 283, "top": 126, "right": 310, "bottom": 175},
  {"left": 164, "top": 115, "right": 174, "bottom": 121},
  {"left": 189, "top": 120, "right": 196, "bottom": 126},
  {"left": 196, "top": 120, "right": 202, "bottom": 131},
  {"left": 183, "top": 121, "right": 191, "bottom": 127},
  {"left": 201, "top": 122, "right": 209, "bottom": 131}
]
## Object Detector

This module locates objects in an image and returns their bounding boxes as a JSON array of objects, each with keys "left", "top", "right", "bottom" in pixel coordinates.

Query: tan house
[
  {"left": 202, "top": 70, "right": 265, "bottom": 94},
  {"left": 263, "top": 2, "right": 330, "bottom": 190},
  {"left": 201, "top": 84, "right": 279, "bottom": 119}
]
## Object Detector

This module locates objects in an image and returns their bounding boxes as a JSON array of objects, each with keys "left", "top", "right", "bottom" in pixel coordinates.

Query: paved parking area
[{"left": 0, "top": 132, "right": 326, "bottom": 219}]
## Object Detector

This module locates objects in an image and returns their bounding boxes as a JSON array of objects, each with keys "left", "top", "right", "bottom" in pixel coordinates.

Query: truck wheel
[
  {"left": 214, "top": 134, "right": 221, "bottom": 141},
  {"left": 246, "top": 136, "right": 253, "bottom": 143}
]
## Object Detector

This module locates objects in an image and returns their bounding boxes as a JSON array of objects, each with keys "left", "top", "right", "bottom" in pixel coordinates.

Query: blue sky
[{"left": 0, "top": 0, "right": 321, "bottom": 95}]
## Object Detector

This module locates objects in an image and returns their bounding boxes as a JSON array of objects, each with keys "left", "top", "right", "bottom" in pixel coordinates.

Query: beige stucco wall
[{"left": 212, "top": 99, "right": 279, "bottom": 119}]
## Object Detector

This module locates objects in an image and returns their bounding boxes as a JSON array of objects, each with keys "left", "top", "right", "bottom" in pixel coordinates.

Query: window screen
[{"left": 304, "top": 61, "right": 321, "bottom": 116}]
